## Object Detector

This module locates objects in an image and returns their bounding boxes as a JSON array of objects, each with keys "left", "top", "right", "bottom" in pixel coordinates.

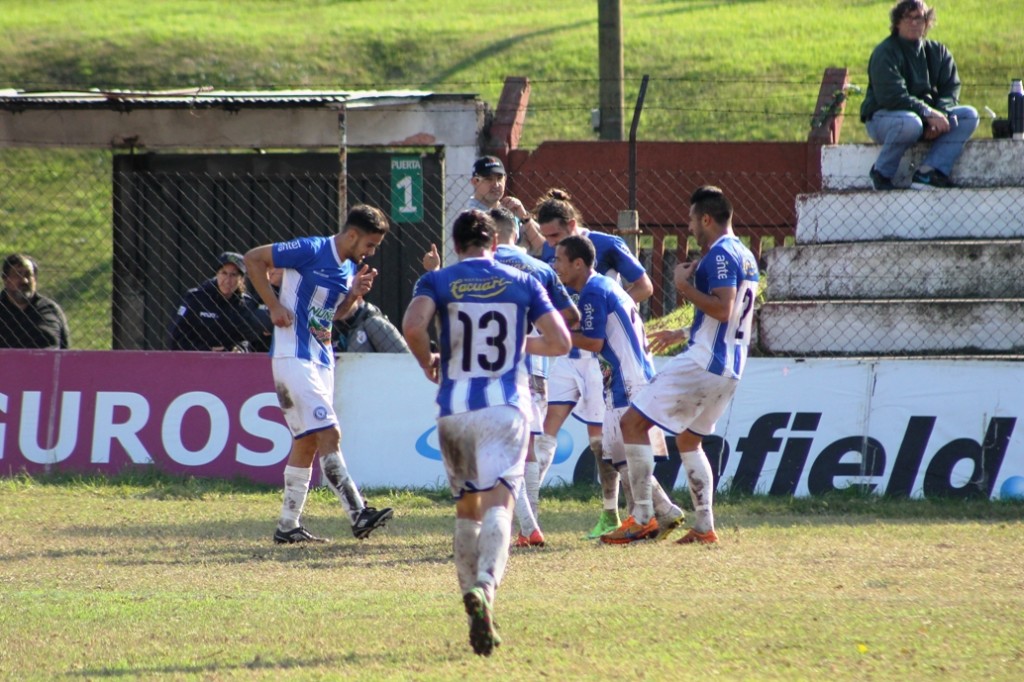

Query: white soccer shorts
[
  {"left": 629, "top": 355, "right": 739, "bottom": 437},
  {"left": 547, "top": 355, "right": 605, "bottom": 425},
  {"left": 437, "top": 405, "right": 529, "bottom": 499},
  {"left": 271, "top": 356, "right": 338, "bottom": 438}
]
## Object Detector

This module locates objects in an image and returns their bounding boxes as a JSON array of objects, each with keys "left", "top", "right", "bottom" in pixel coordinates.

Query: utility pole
[{"left": 597, "top": 0, "right": 624, "bottom": 140}]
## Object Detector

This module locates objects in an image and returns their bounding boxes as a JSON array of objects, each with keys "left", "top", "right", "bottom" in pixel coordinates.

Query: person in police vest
[{"left": 168, "top": 251, "right": 265, "bottom": 352}]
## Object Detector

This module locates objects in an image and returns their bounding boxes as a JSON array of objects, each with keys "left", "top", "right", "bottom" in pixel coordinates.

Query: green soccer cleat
[
  {"left": 463, "top": 586, "right": 501, "bottom": 656},
  {"left": 586, "top": 510, "right": 622, "bottom": 539}
]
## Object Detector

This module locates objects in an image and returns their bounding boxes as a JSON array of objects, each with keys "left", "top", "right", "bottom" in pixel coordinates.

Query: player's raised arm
[
  {"left": 674, "top": 260, "right": 736, "bottom": 323},
  {"left": 624, "top": 271, "right": 654, "bottom": 304}
]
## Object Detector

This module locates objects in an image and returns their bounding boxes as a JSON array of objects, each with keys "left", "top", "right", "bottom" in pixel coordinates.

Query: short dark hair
[
  {"left": 889, "top": 0, "right": 935, "bottom": 35},
  {"left": 3, "top": 253, "right": 38, "bottom": 278},
  {"left": 488, "top": 207, "right": 518, "bottom": 239},
  {"left": 690, "top": 185, "right": 733, "bottom": 227},
  {"left": 557, "top": 235, "right": 595, "bottom": 269},
  {"left": 343, "top": 204, "right": 390, "bottom": 235},
  {"left": 453, "top": 210, "right": 496, "bottom": 251}
]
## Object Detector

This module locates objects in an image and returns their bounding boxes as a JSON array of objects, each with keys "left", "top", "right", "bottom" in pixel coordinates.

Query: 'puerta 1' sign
[{"left": 390, "top": 155, "right": 423, "bottom": 223}]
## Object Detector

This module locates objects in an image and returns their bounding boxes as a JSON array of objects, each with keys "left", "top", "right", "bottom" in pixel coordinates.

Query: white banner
[{"left": 337, "top": 356, "right": 1024, "bottom": 500}]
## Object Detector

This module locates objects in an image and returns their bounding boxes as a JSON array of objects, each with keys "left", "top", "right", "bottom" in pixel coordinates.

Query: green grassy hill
[
  {"left": 1, "top": 1, "right": 1020, "bottom": 348},
  {"left": 1, "top": 0, "right": 1020, "bottom": 144}
]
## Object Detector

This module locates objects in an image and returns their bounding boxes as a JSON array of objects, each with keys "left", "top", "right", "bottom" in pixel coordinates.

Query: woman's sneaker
[
  {"left": 911, "top": 168, "right": 954, "bottom": 189},
  {"left": 869, "top": 165, "right": 896, "bottom": 191}
]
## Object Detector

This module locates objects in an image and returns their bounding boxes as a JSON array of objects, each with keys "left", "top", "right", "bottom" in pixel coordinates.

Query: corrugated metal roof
[{"left": 0, "top": 88, "right": 475, "bottom": 112}]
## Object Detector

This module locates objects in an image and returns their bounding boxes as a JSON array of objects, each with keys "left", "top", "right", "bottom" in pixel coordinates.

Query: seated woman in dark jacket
[{"left": 169, "top": 251, "right": 266, "bottom": 351}]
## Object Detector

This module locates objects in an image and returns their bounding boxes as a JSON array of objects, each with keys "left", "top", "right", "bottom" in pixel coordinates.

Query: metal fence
[{"left": 1, "top": 148, "right": 1021, "bottom": 357}]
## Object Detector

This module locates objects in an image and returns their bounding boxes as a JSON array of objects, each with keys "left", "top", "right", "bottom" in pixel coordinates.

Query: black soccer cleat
[
  {"left": 274, "top": 525, "right": 329, "bottom": 544},
  {"left": 352, "top": 506, "right": 394, "bottom": 540}
]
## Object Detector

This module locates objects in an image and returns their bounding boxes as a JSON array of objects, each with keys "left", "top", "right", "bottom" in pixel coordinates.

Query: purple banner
[{"left": 0, "top": 350, "right": 290, "bottom": 485}]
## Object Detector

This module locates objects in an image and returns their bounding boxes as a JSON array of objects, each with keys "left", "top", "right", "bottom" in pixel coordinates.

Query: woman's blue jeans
[{"left": 865, "top": 105, "right": 979, "bottom": 178}]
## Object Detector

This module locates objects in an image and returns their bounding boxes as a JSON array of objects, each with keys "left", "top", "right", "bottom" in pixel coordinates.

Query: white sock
[
  {"left": 681, "top": 448, "right": 716, "bottom": 533},
  {"left": 524, "top": 461, "right": 541, "bottom": 517},
  {"left": 514, "top": 483, "right": 539, "bottom": 536},
  {"left": 477, "top": 506, "right": 513, "bottom": 604},
  {"left": 651, "top": 479, "right": 679, "bottom": 518},
  {"left": 534, "top": 434, "right": 558, "bottom": 484},
  {"left": 591, "top": 437, "right": 619, "bottom": 510},
  {"left": 624, "top": 443, "right": 655, "bottom": 524},
  {"left": 616, "top": 462, "right": 634, "bottom": 513},
  {"left": 278, "top": 465, "right": 312, "bottom": 531},
  {"left": 454, "top": 518, "right": 482, "bottom": 594},
  {"left": 320, "top": 450, "right": 364, "bottom": 524}
]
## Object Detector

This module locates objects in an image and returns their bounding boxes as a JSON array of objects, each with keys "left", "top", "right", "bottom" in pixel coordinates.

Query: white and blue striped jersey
[
  {"left": 577, "top": 272, "right": 655, "bottom": 409},
  {"left": 562, "top": 287, "right": 597, "bottom": 362},
  {"left": 541, "top": 228, "right": 647, "bottom": 284},
  {"left": 412, "top": 257, "right": 557, "bottom": 417},
  {"left": 270, "top": 236, "right": 355, "bottom": 368},
  {"left": 495, "top": 244, "right": 573, "bottom": 379},
  {"left": 685, "top": 235, "right": 760, "bottom": 380},
  {"left": 544, "top": 229, "right": 646, "bottom": 362}
]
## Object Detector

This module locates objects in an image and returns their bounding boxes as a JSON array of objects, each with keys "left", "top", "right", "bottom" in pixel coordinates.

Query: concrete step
[
  {"left": 757, "top": 299, "right": 1024, "bottom": 355},
  {"left": 821, "top": 139, "right": 1024, "bottom": 190},
  {"left": 794, "top": 187, "right": 1024, "bottom": 243},
  {"left": 765, "top": 240, "right": 1024, "bottom": 299}
]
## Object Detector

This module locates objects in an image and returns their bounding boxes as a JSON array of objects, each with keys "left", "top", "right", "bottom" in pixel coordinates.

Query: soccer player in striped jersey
[
  {"left": 487, "top": 208, "right": 579, "bottom": 548},
  {"left": 621, "top": 186, "right": 760, "bottom": 545},
  {"left": 534, "top": 189, "right": 654, "bottom": 538},
  {"left": 244, "top": 205, "right": 395, "bottom": 544},
  {"left": 536, "top": 189, "right": 653, "bottom": 303},
  {"left": 402, "top": 209, "right": 571, "bottom": 656},
  {"left": 553, "top": 235, "right": 685, "bottom": 545}
]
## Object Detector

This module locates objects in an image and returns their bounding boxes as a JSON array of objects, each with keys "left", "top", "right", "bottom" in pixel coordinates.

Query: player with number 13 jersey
[{"left": 411, "top": 255, "right": 556, "bottom": 418}]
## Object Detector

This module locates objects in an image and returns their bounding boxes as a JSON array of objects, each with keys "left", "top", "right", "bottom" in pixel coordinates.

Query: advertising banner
[
  {"left": 0, "top": 350, "right": 290, "bottom": 485},
  {"left": 2, "top": 350, "right": 1023, "bottom": 499}
]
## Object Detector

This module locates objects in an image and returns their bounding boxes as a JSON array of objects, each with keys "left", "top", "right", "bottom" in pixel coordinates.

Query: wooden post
[
  {"left": 338, "top": 104, "right": 347, "bottom": 225},
  {"left": 807, "top": 67, "right": 850, "bottom": 191},
  {"left": 597, "top": 0, "right": 624, "bottom": 140},
  {"left": 485, "top": 76, "right": 531, "bottom": 159}
]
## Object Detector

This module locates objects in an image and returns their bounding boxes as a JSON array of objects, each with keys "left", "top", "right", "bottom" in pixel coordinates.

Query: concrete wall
[{"left": 760, "top": 140, "right": 1024, "bottom": 356}]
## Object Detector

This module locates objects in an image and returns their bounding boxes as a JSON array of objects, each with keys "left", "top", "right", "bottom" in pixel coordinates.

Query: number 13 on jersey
[{"left": 446, "top": 302, "right": 519, "bottom": 379}]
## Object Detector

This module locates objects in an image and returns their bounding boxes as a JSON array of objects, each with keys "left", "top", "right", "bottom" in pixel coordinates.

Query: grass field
[{"left": 3, "top": 475, "right": 1023, "bottom": 680}]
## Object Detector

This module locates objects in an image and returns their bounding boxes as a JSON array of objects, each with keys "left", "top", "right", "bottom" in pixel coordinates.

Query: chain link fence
[{"left": 1, "top": 147, "right": 1021, "bottom": 357}]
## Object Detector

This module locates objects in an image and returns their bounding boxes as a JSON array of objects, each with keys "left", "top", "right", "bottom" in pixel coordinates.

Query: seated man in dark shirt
[{"left": 0, "top": 253, "right": 70, "bottom": 349}]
